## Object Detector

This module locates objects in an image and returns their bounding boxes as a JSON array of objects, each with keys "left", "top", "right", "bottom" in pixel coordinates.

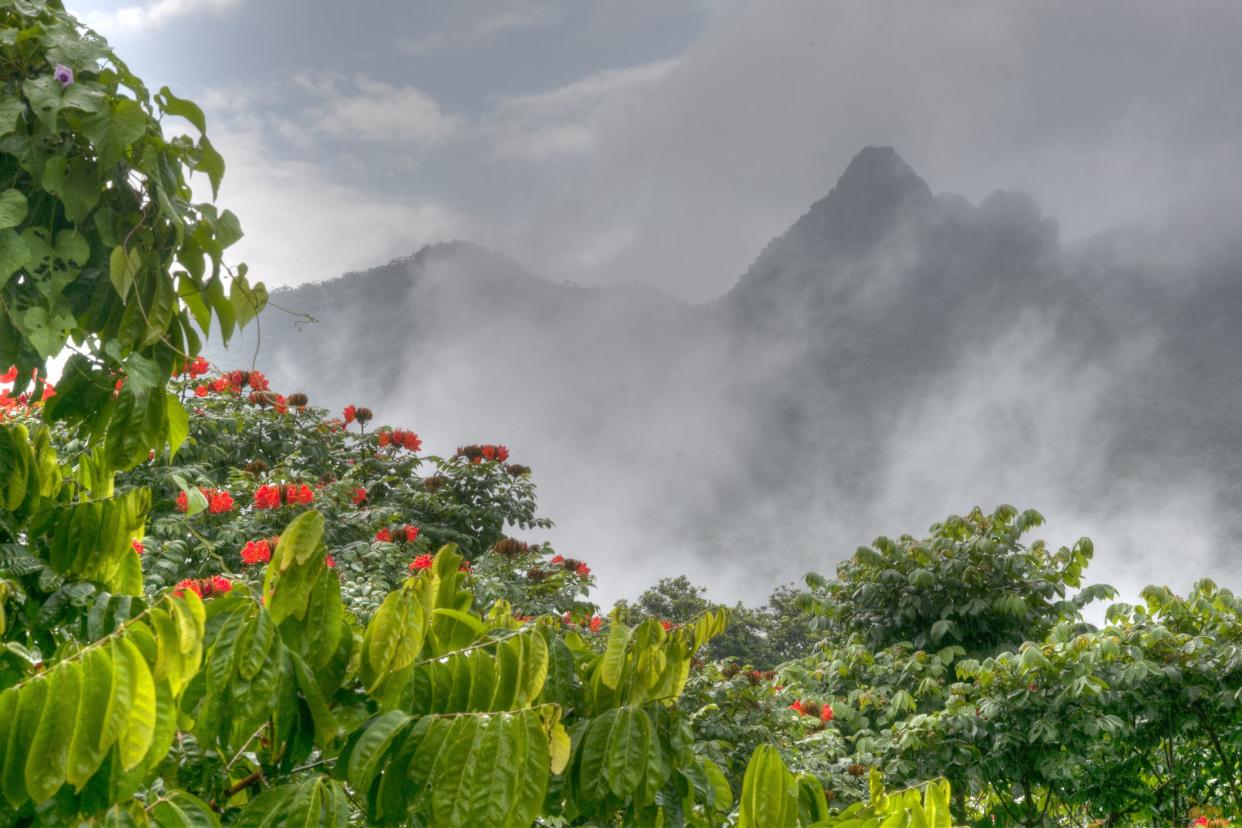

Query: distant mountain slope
[{"left": 204, "top": 148, "right": 1242, "bottom": 602}]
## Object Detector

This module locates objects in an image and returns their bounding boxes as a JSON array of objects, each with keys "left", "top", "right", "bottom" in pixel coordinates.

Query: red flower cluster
[
  {"left": 409, "top": 553, "right": 434, "bottom": 571},
  {"left": 561, "top": 612, "right": 604, "bottom": 632},
  {"left": 378, "top": 428, "right": 422, "bottom": 452},
  {"left": 549, "top": 555, "right": 592, "bottom": 578},
  {"left": 1, "top": 365, "right": 55, "bottom": 416},
  {"left": 241, "top": 536, "right": 280, "bottom": 565},
  {"left": 343, "top": 405, "right": 356, "bottom": 424},
  {"left": 202, "top": 369, "right": 269, "bottom": 396},
  {"left": 455, "top": 444, "right": 510, "bottom": 464},
  {"left": 173, "top": 575, "right": 232, "bottom": 599},
  {"left": 789, "top": 699, "right": 834, "bottom": 723},
  {"left": 131, "top": 539, "right": 144, "bottom": 556},
  {"left": 352, "top": 487, "right": 368, "bottom": 505},
  {"left": 253, "top": 483, "right": 315, "bottom": 510},
  {"left": 176, "top": 487, "right": 234, "bottom": 514},
  {"left": 178, "top": 355, "right": 210, "bottom": 378},
  {"left": 376, "top": 524, "right": 419, "bottom": 543}
]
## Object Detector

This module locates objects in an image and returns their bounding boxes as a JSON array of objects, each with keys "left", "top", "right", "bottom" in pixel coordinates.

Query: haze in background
[
  {"left": 206, "top": 148, "right": 1242, "bottom": 606},
  {"left": 75, "top": 0, "right": 1242, "bottom": 602}
]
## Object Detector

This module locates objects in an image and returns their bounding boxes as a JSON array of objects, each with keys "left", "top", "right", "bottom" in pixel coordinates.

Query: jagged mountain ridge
[{"left": 205, "top": 147, "right": 1242, "bottom": 600}]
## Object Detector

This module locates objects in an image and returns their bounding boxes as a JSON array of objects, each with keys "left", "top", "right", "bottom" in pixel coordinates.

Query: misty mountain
[{"left": 205, "top": 147, "right": 1242, "bottom": 603}]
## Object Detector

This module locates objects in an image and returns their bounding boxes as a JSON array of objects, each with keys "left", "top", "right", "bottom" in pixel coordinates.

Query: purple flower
[{"left": 53, "top": 64, "right": 73, "bottom": 87}]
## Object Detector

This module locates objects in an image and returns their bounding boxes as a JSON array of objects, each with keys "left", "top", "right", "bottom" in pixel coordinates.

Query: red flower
[
  {"left": 375, "top": 528, "right": 392, "bottom": 542},
  {"left": 175, "top": 491, "right": 189, "bottom": 513},
  {"left": 208, "top": 489, "right": 234, "bottom": 513},
  {"left": 404, "top": 525, "right": 419, "bottom": 543},
  {"left": 459, "top": 560, "right": 472, "bottom": 573},
  {"left": 254, "top": 484, "right": 281, "bottom": 510},
  {"left": 131, "top": 539, "right": 144, "bottom": 556},
  {"left": 789, "top": 700, "right": 804, "bottom": 715},
  {"left": 660, "top": 620, "right": 673, "bottom": 632},
  {"left": 821, "top": 704, "right": 834, "bottom": 722},
  {"left": 188, "top": 355, "right": 210, "bottom": 378},
  {"left": 0, "top": 366, "right": 16, "bottom": 383},
  {"left": 343, "top": 405, "right": 357, "bottom": 424},
  {"left": 248, "top": 370, "right": 269, "bottom": 391},
  {"left": 409, "top": 554, "right": 434, "bottom": 571},
  {"left": 194, "top": 385, "right": 209, "bottom": 397},
  {"left": 588, "top": 616, "right": 603, "bottom": 632},
  {"left": 241, "top": 539, "right": 272, "bottom": 565},
  {"left": 352, "top": 487, "right": 368, "bottom": 505},
  {"left": 274, "top": 394, "right": 288, "bottom": 414},
  {"left": 284, "top": 483, "right": 298, "bottom": 504},
  {"left": 173, "top": 575, "right": 232, "bottom": 599},
  {"left": 550, "top": 555, "right": 564, "bottom": 565},
  {"left": 575, "top": 563, "right": 591, "bottom": 578},
  {"left": 389, "top": 428, "right": 422, "bottom": 452},
  {"left": 378, "top": 431, "right": 390, "bottom": 447},
  {"left": 325, "top": 554, "right": 336, "bottom": 569},
  {"left": 210, "top": 376, "right": 230, "bottom": 393}
]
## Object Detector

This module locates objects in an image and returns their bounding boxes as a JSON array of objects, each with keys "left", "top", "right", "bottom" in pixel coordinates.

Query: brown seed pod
[
  {"left": 493, "top": 537, "right": 531, "bottom": 557},
  {"left": 506, "top": 463, "right": 532, "bottom": 477},
  {"left": 288, "top": 392, "right": 308, "bottom": 407},
  {"left": 245, "top": 459, "right": 269, "bottom": 475},
  {"left": 354, "top": 407, "right": 373, "bottom": 424},
  {"left": 423, "top": 475, "right": 448, "bottom": 493}
]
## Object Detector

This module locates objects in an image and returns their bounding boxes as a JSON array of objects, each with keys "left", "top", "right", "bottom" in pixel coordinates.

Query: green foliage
[
  {"left": 801, "top": 505, "right": 1113, "bottom": 656},
  {"left": 1, "top": 0, "right": 264, "bottom": 476},
  {"left": 616, "top": 575, "right": 815, "bottom": 669}
]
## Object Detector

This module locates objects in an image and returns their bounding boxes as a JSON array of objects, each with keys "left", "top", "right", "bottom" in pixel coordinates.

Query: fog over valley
[{"left": 206, "top": 147, "right": 1242, "bottom": 605}]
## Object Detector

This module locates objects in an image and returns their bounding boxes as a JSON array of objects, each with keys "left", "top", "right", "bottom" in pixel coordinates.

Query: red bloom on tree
[
  {"left": 375, "top": 528, "right": 392, "bottom": 542},
  {"left": 575, "top": 563, "right": 591, "bottom": 578},
  {"left": 173, "top": 575, "right": 232, "bottom": 599},
  {"left": 194, "top": 385, "right": 208, "bottom": 397},
  {"left": 409, "top": 554, "right": 434, "bottom": 571},
  {"left": 208, "top": 489, "right": 234, "bottom": 513},
  {"left": 0, "top": 366, "right": 16, "bottom": 383},
  {"left": 325, "top": 554, "right": 336, "bottom": 569},
  {"left": 241, "top": 539, "right": 272, "bottom": 565},
  {"left": 588, "top": 616, "right": 603, "bottom": 632},
  {"left": 132, "top": 539, "right": 144, "bottom": 556},
  {"left": 378, "top": 431, "right": 390, "bottom": 447},
  {"left": 187, "top": 355, "right": 210, "bottom": 378},
  {"left": 175, "top": 490, "right": 189, "bottom": 512},
  {"left": 404, "top": 525, "right": 419, "bottom": 543},
  {"left": 660, "top": 619, "right": 673, "bottom": 632},
  {"left": 248, "top": 370, "right": 269, "bottom": 391},
  {"left": 343, "top": 405, "right": 357, "bottom": 424},
  {"left": 789, "top": 699, "right": 833, "bottom": 722},
  {"left": 352, "top": 487, "right": 368, "bottom": 505},
  {"left": 550, "top": 555, "right": 564, "bottom": 565},
  {"left": 458, "top": 560, "right": 472, "bottom": 573},
  {"left": 254, "top": 484, "right": 282, "bottom": 510}
]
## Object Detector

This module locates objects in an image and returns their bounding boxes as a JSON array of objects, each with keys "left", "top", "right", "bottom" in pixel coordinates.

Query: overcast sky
[{"left": 74, "top": 0, "right": 1242, "bottom": 301}]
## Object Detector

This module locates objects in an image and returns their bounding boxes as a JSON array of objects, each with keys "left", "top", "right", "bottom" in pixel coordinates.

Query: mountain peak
[{"left": 799, "top": 146, "right": 934, "bottom": 249}]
